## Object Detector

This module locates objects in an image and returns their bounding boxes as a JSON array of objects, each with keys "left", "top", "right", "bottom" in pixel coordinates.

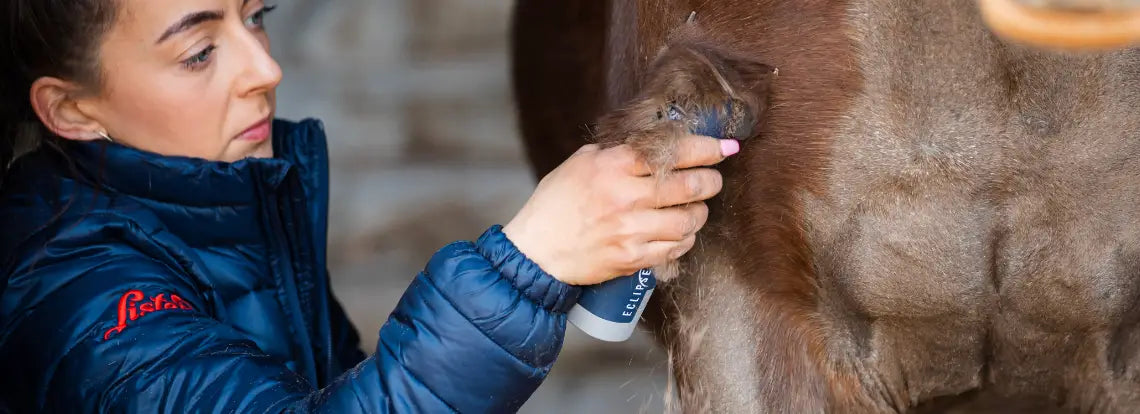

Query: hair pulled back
[{"left": 1, "top": 0, "right": 117, "bottom": 186}]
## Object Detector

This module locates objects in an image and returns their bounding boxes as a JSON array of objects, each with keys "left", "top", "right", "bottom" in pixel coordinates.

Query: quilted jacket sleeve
[{"left": 0, "top": 224, "right": 581, "bottom": 413}]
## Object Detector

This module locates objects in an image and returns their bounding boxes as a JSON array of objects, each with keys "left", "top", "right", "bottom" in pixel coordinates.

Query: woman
[{"left": 0, "top": 0, "right": 737, "bottom": 412}]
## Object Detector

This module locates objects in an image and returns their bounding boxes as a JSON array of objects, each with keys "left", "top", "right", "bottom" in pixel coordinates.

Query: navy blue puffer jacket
[{"left": 0, "top": 118, "right": 581, "bottom": 413}]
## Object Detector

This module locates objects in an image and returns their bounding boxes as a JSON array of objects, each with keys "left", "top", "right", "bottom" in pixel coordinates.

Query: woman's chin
[
  {"left": 222, "top": 139, "right": 274, "bottom": 162},
  {"left": 248, "top": 140, "right": 275, "bottom": 159}
]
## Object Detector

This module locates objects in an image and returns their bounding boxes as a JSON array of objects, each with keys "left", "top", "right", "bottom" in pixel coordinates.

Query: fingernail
[{"left": 720, "top": 139, "right": 740, "bottom": 157}]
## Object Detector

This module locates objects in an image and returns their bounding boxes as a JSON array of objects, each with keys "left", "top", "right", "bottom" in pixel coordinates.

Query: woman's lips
[{"left": 237, "top": 118, "right": 271, "bottom": 142}]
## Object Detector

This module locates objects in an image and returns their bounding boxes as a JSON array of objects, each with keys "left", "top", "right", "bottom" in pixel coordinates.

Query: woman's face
[{"left": 77, "top": 0, "right": 282, "bottom": 161}]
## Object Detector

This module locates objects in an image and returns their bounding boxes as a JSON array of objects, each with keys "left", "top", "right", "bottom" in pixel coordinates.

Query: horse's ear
[
  {"left": 727, "top": 58, "right": 778, "bottom": 95},
  {"left": 666, "top": 24, "right": 778, "bottom": 95},
  {"left": 707, "top": 55, "right": 776, "bottom": 138}
]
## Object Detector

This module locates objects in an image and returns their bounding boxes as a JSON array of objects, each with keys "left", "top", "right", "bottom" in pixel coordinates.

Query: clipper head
[{"left": 665, "top": 98, "right": 757, "bottom": 141}]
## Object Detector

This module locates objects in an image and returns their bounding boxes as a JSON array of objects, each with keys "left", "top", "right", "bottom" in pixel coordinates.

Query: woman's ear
[{"left": 28, "top": 76, "right": 106, "bottom": 141}]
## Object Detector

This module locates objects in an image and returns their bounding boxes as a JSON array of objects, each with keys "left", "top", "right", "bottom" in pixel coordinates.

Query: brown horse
[{"left": 511, "top": 1, "right": 1140, "bottom": 412}]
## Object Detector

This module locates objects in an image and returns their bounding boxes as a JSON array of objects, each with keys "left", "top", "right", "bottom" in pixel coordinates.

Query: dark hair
[{"left": 1, "top": 0, "right": 118, "bottom": 187}]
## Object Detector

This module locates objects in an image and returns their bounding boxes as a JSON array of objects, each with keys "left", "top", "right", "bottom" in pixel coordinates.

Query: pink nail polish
[{"left": 720, "top": 139, "right": 740, "bottom": 157}]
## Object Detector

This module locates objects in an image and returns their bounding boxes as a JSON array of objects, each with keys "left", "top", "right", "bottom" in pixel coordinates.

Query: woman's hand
[{"left": 502, "top": 135, "right": 740, "bottom": 285}]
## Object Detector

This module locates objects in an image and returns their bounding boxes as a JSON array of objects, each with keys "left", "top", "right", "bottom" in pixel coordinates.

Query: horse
[{"left": 510, "top": 1, "right": 1140, "bottom": 412}]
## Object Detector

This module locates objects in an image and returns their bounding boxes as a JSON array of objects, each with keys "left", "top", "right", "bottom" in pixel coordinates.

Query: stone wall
[{"left": 267, "top": 1, "right": 670, "bottom": 412}]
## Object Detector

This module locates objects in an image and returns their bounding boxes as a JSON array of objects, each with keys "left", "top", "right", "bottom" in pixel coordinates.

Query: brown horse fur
[
  {"left": 589, "top": 27, "right": 778, "bottom": 283},
  {"left": 513, "top": 0, "right": 1140, "bottom": 412},
  {"left": 590, "top": 26, "right": 777, "bottom": 174}
]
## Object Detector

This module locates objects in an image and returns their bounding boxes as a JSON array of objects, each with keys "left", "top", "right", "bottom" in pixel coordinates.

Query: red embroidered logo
[{"left": 102, "top": 290, "right": 194, "bottom": 340}]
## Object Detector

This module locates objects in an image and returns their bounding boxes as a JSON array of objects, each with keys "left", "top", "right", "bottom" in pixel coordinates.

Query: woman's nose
[{"left": 234, "top": 32, "right": 283, "bottom": 98}]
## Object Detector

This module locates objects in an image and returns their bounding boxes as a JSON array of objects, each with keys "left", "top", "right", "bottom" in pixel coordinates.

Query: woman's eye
[
  {"left": 245, "top": 4, "right": 278, "bottom": 29},
  {"left": 181, "top": 45, "right": 216, "bottom": 70}
]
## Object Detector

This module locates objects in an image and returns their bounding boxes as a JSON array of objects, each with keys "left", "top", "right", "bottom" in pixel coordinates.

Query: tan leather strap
[{"left": 979, "top": 0, "right": 1140, "bottom": 50}]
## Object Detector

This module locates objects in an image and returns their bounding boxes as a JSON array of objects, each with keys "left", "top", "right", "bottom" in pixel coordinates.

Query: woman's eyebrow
[{"left": 156, "top": 10, "right": 224, "bottom": 44}]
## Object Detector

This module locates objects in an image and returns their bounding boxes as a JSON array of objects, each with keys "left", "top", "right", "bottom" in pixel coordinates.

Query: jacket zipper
[{"left": 256, "top": 166, "right": 320, "bottom": 386}]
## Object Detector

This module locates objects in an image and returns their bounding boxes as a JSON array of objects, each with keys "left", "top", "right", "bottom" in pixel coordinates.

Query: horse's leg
[
  {"left": 654, "top": 241, "right": 835, "bottom": 413},
  {"left": 587, "top": 32, "right": 868, "bottom": 412},
  {"left": 511, "top": 2, "right": 883, "bottom": 410},
  {"left": 589, "top": 28, "right": 777, "bottom": 280}
]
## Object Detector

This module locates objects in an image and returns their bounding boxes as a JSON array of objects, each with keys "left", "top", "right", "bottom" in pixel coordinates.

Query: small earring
[{"left": 98, "top": 131, "right": 112, "bottom": 142}]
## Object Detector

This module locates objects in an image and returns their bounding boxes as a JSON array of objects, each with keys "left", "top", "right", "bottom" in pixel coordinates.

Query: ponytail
[
  {"left": 0, "top": 61, "right": 25, "bottom": 189},
  {"left": 0, "top": 51, "right": 41, "bottom": 190},
  {"left": 0, "top": 1, "right": 33, "bottom": 189}
]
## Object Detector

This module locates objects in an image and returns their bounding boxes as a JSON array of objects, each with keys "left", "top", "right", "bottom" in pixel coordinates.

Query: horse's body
[{"left": 511, "top": 1, "right": 1140, "bottom": 412}]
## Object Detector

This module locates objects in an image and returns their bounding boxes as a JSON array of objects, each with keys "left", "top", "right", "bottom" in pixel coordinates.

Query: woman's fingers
[
  {"left": 621, "top": 202, "right": 709, "bottom": 242},
  {"left": 505, "top": 139, "right": 733, "bottom": 285},
  {"left": 615, "top": 134, "right": 738, "bottom": 176},
  {"left": 640, "top": 168, "right": 723, "bottom": 208},
  {"left": 635, "top": 235, "right": 699, "bottom": 271},
  {"left": 671, "top": 134, "right": 739, "bottom": 170},
  {"left": 616, "top": 135, "right": 739, "bottom": 176}
]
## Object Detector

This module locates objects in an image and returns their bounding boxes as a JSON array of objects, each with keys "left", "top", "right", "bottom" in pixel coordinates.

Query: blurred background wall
[{"left": 267, "top": 1, "right": 670, "bottom": 412}]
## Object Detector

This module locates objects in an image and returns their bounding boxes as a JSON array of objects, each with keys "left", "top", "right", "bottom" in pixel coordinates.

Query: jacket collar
[{"left": 62, "top": 118, "right": 326, "bottom": 207}]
